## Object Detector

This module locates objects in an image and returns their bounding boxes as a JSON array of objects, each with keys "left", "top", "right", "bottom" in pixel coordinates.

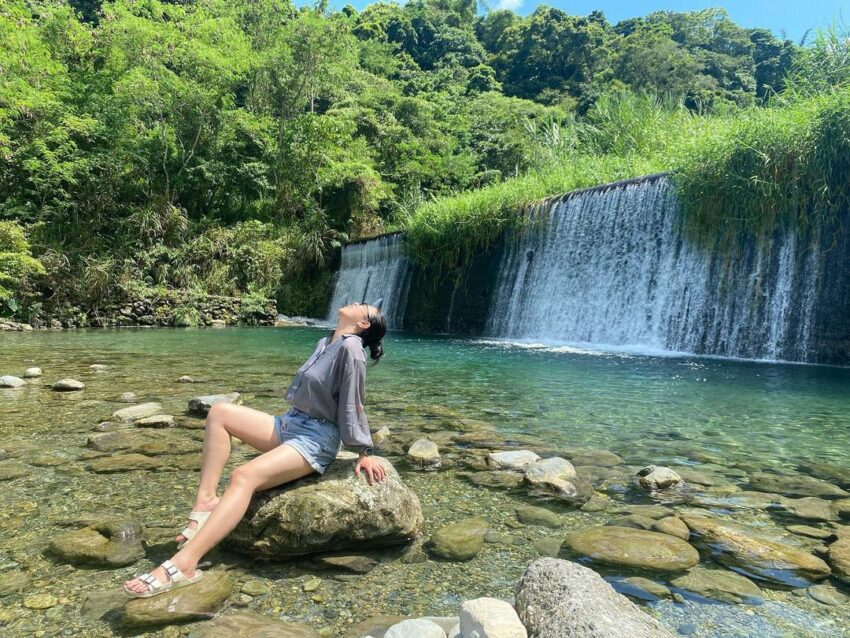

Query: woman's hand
[{"left": 355, "top": 455, "right": 387, "bottom": 485}]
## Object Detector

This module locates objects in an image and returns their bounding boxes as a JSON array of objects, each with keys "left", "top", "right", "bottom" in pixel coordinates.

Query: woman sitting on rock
[{"left": 123, "top": 301, "right": 388, "bottom": 597}]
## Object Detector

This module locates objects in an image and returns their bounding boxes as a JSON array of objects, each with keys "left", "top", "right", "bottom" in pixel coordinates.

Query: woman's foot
[
  {"left": 175, "top": 496, "right": 220, "bottom": 544},
  {"left": 123, "top": 556, "right": 197, "bottom": 595}
]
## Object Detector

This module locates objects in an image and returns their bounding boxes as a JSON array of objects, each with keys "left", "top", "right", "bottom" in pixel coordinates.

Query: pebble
[
  {"left": 303, "top": 577, "right": 322, "bottom": 592},
  {"left": 241, "top": 579, "right": 269, "bottom": 596}
]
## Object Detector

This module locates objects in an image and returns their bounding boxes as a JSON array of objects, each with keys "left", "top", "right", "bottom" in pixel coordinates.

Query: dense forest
[{"left": 1, "top": 0, "right": 848, "bottom": 323}]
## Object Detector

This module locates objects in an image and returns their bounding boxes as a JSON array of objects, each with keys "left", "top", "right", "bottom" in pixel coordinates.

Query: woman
[{"left": 123, "top": 301, "right": 388, "bottom": 597}]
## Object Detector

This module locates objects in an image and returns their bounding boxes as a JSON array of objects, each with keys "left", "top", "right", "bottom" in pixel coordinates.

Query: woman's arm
[{"left": 337, "top": 350, "right": 386, "bottom": 484}]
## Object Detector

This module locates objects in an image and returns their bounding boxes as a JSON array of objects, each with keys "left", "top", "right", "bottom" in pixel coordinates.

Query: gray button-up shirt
[{"left": 284, "top": 332, "right": 373, "bottom": 453}]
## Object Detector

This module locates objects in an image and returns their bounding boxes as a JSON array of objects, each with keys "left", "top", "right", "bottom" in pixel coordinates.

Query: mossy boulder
[{"left": 225, "top": 456, "right": 423, "bottom": 558}]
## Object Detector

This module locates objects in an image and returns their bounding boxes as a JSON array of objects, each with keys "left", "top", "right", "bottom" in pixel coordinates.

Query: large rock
[
  {"left": 0, "top": 375, "right": 25, "bottom": 388},
  {"left": 562, "top": 526, "right": 699, "bottom": 573},
  {"left": 460, "top": 597, "right": 527, "bottom": 638},
  {"left": 427, "top": 517, "right": 489, "bottom": 561},
  {"left": 637, "top": 466, "right": 683, "bottom": 491},
  {"left": 52, "top": 378, "right": 85, "bottom": 391},
  {"left": 680, "top": 515, "right": 831, "bottom": 587},
  {"left": 111, "top": 402, "right": 163, "bottom": 423},
  {"left": 515, "top": 505, "right": 562, "bottom": 528},
  {"left": 748, "top": 472, "right": 848, "bottom": 499},
  {"left": 23, "top": 367, "right": 42, "bottom": 379},
  {"left": 406, "top": 439, "right": 441, "bottom": 469},
  {"left": 524, "top": 457, "right": 576, "bottom": 486},
  {"left": 48, "top": 518, "right": 144, "bottom": 567},
  {"left": 828, "top": 537, "right": 850, "bottom": 584},
  {"left": 670, "top": 567, "right": 763, "bottom": 604},
  {"left": 487, "top": 450, "right": 540, "bottom": 471},
  {"left": 226, "top": 457, "right": 423, "bottom": 558},
  {"left": 514, "top": 558, "right": 675, "bottom": 637},
  {"left": 133, "top": 414, "right": 175, "bottom": 429},
  {"left": 778, "top": 497, "right": 838, "bottom": 522},
  {"left": 122, "top": 570, "right": 232, "bottom": 627},
  {"left": 188, "top": 392, "right": 241, "bottom": 416}
]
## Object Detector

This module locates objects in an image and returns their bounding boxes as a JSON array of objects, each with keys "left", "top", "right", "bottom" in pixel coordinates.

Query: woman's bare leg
[
  {"left": 126, "top": 444, "right": 315, "bottom": 593},
  {"left": 176, "top": 403, "right": 280, "bottom": 543}
]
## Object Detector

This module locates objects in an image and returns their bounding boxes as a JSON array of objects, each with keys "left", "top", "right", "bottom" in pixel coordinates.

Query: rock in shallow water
[
  {"left": 637, "top": 465, "right": 683, "bottom": 491},
  {"left": 52, "top": 378, "right": 85, "bottom": 391},
  {"left": 828, "top": 537, "right": 850, "bottom": 584},
  {"left": 748, "top": 472, "right": 848, "bottom": 499},
  {"left": 0, "top": 375, "right": 25, "bottom": 388},
  {"left": 48, "top": 518, "right": 144, "bottom": 567},
  {"left": 427, "top": 517, "right": 489, "bottom": 561},
  {"left": 225, "top": 456, "right": 423, "bottom": 558},
  {"left": 514, "top": 558, "right": 675, "bottom": 638},
  {"left": 680, "top": 515, "right": 831, "bottom": 587},
  {"left": 111, "top": 402, "right": 163, "bottom": 423},
  {"left": 122, "top": 570, "right": 232, "bottom": 628},
  {"left": 562, "top": 525, "right": 699, "bottom": 572},
  {"left": 194, "top": 611, "right": 321, "bottom": 637},
  {"left": 23, "top": 367, "right": 42, "bottom": 378},
  {"left": 406, "top": 439, "right": 441, "bottom": 469},
  {"left": 88, "top": 453, "right": 162, "bottom": 473},
  {"left": 385, "top": 618, "right": 447, "bottom": 638},
  {"left": 487, "top": 450, "right": 540, "bottom": 471},
  {"left": 670, "top": 567, "right": 763, "bottom": 604}
]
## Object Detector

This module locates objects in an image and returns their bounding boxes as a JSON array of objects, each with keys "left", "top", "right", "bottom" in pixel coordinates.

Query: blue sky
[{"left": 301, "top": 0, "right": 847, "bottom": 43}]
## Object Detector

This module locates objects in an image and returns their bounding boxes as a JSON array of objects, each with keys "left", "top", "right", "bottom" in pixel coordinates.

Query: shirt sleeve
[{"left": 336, "top": 352, "right": 372, "bottom": 453}]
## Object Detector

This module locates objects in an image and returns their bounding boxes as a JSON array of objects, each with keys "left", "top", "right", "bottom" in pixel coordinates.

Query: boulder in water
[
  {"left": 828, "top": 537, "right": 850, "bottom": 584},
  {"left": 406, "top": 439, "right": 441, "bottom": 469},
  {"left": 122, "top": 570, "right": 232, "bottom": 628},
  {"left": 52, "top": 378, "right": 85, "bottom": 391},
  {"left": 0, "top": 375, "right": 26, "bottom": 388},
  {"left": 637, "top": 465, "right": 683, "bottom": 490},
  {"left": 562, "top": 525, "right": 699, "bottom": 572},
  {"left": 225, "top": 456, "right": 423, "bottom": 558},
  {"left": 23, "top": 367, "right": 42, "bottom": 379},
  {"left": 487, "top": 450, "right": 540, "bottom": 471},
  {"left": 193, "top": 611, "right": 321, "bottom": 637},
  {"left": 48, "top": 518, "right": 144, "bottom": 567},
  {"left": 111, "top": 402, "right": 163, "bottom": 423},
  {"left": 514, "top": 558, "right": 675, "bottom": 637},
  {"left": 670, "top": 567, "right": 763, "bottom": 604},
  {"left": 459, "top": 597, "right": 527, "bottom": 638},
  {"left": 426, "top": 518, "right": 489, "bottom": 561},
  {"left": 748, "top": 472, "right": 848, "bottom": 499}
]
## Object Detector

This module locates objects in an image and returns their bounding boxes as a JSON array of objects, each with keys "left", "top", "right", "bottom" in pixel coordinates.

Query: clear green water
[{"left": 0, "top": 327, "right": 848, "bottom": 637}]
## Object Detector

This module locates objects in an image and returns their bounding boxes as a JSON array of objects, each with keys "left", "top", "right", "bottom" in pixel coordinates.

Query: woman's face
[{"left": 337, "top": 302, "right": 376, "bottom": 327}]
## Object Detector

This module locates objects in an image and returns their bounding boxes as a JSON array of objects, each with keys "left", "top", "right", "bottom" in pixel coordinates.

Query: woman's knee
[
  {"left": 206, "top": 402, "right": 233, "bottom": 425},
  {"left": 229, "top": 465, "right": 260, "bottom": 490}
]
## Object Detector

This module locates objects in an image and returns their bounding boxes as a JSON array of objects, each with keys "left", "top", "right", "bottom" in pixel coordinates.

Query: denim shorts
[{"left": 274, "top": 406, "right": 342, "bottom": 475}]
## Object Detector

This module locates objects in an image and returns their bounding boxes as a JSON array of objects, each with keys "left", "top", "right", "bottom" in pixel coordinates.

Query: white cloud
[{"left": 497, "top": 0, "right": 523, "bottom": 11}]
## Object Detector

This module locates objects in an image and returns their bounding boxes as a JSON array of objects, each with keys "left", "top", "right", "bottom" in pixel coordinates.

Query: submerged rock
[
  {"left": 515, "top": 505, "right": 562, "bottom": 528},
  {"left": 194, "top": 611, "right": 321, "bottom": 637},
  {"left": 48, "top": 518, "right": 144, "bottom": 567},
  {"left": 680, "top": 515, "right": 831, "bottom": 587},
  {"left": 187, "top": 392, "right": 242, "bottom": 416},
  {"left": 637, "top": 466, "right": 683, "bottom": 491},
  {"left": 226, "top": 457, "right": 423, "bottom": 558},
  {"left": 562, "top": 525, "right": 699, "bottom": 572},
  {"left": 617, "top": 577, "right": 673, "bottom": 602},
  {"left": 568, "top": 449, "right": 624, "bottom": 467},
  {"left": 52, "top": 378, "right": 85, "bottom": 391},
  {"left": 120, "top": 392, "right": 138, "bottom": 402},
  {"left": 808, "top": 583, "right": 849, "bottom": 606},
  {"left": 112, "top": 402, "right": 163, "bottom": 423},
  {"left": 670, "top": 567, "right": 763, "bottom": 604},
  {"left": 0, "top": 571, "right": 31, "bottom": 597},
  {"left": 0, "top": 463, "right": 28, "bottom": 481},
  {"left": 88, "top": 453, "right": 162, "bottom": 473},
  {"left": 122, "top": 570, "right": 232, "bottom": 628},
  {"left": 461, "top": 470, "right": 524, "bottom": 490},
  {"left": 427, "top": 517, "right": 489, "bottom": 561},
  {"left": 0, "top": 375, "right": 25, "bottom": 388},
  {"left": 778, "top": 496, "right": 838, "bottom": 522},
  {"left": 514, "top": 558, "right": 675, "bottom": 637},
  {"left": 748, "top": 472, "right": 848, "bottom": 499},
  {"left": 828, "top": 537, "right": 850, "bottom": 584},
  {"left": 651, "top": 516, "right": 691, "bottom": 541},
  {"left": 90, "top": 364, "right": 108, "bottom": 372},
  {"left": 524, "top": 456, "right": 576, "bottom": 486}
]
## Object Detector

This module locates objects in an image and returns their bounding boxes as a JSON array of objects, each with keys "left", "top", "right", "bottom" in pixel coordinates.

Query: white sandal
[
  {"left": 177, "top": 510, "right": 213, "bottom": 549},
  {"left": 123, "top": 559, "right": 204, "bottom": 598}
]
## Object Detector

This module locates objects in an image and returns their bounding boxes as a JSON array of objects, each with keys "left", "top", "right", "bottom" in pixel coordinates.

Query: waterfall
[
  {"left": 326, "top": 233, "right": 414, "bottom": 330},
  {"left": 485, "top": 176, "right": 822, "bottom": 362}
]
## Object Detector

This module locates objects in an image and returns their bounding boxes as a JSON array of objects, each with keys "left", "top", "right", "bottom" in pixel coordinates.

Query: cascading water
[
  {"left": 326, "top": 232, "right": 414, "bottom": 329},
  {"left": 485, "top": 175, "right": 822, "bottom": 362}
]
